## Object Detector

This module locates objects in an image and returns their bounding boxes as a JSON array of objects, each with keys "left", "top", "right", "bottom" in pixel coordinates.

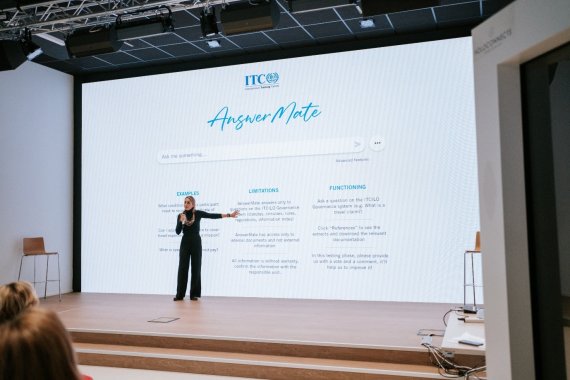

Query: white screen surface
[{"left": 82, "top": 37, "right": 480, "bottom": 302}]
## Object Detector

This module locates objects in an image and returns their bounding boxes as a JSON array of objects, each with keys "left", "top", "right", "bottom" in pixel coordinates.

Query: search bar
[{"left": 158, "top": 137, "right": 365, "bottom": 164}]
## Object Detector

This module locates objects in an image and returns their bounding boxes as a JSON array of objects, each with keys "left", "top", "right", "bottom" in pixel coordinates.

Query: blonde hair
[
  {"left": 0, "top": 281, "right": 39, "bottom": 323},
  {"left": 185, "top": 195, "right": 196, "bottom": 208},
  {"left": 0, "top": 308, "right": 82, "bottom": 380}
]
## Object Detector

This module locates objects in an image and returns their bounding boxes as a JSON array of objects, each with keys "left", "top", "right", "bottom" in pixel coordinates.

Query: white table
[{"left": 441, "top": 312, "right": 486, "bottom": 356}]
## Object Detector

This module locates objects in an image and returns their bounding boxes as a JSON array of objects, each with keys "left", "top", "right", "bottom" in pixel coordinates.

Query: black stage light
[
  {"left": 200, "top": 6, "right": 219, "bottom": 37},
  {"left": 287, "top": 0, "right": 349, "bottom": 13},
  {"left": 0, "top": 39, "right": 26, "bottom": 71},
  {"left": 360, "top": 0, "right": 439, "bottom": 16},
  {"left": 220, "top": 0, "right": 280, "bottom": 36},
  {"left": 116, "top": 10, "right": 174, "bottom": 41},
  {"left": 66, "top": 25, "right": 123, "bottom": 58},
  {"left": 33, "top": 33, "right": 70, "bottom": 60},
  {"left": 0, "top": 29, "right": 45, "bottom": 71},
  {"left": 20, "top": 28, "right": 43, "bottom": 60}
]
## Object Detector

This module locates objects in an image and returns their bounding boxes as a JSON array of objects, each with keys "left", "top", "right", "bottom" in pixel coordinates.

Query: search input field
[{"left": 158, "top": 137, "right": 365, "bottom": 164}]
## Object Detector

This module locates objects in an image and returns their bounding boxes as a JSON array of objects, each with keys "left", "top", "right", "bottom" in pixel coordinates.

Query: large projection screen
[{"left": 81, "top": 37, "right": 480, "bottom": 303}]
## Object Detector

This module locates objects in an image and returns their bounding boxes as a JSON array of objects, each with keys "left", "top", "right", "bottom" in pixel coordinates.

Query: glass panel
[{"left": 549, "top": 59, "right": 570, "bottom": 380}]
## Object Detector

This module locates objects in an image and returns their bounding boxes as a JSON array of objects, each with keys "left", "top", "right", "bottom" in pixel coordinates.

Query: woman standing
[{"left": 174, "top": 196, "right": 239, "bottom": 301}]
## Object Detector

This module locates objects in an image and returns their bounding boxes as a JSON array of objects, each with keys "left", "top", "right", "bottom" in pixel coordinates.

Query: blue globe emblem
[{"left": 266, "top": 72, "right": 279, "bottom": 84}]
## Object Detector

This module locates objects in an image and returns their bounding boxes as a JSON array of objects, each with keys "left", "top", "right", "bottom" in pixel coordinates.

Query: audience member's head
[
  {"left": 0, "top": 281, "right": 39, "bottom": 323},
  {"left": 0, "top": 307, "right": 82, "bottom": 380}
]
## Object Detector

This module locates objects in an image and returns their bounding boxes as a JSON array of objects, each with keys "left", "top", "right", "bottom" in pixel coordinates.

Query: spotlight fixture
[
  {"left": 116, "top": 7, "right": 174, "bottom": 41},
  {"left": 287, "top": 0, "right": 350, "bottom": 13},
  {"left": 33, "top": 33, "right": 70, "bottom": 60},
  {"left": 36, "top": 33, "right": 66, "bottom": 47},
  {"left": 200, "top": 6, "right": 219, "bottom": 38},
  {"left": 21, "top": 28, "right": 43, "bottom": 60},
  {"left": 360, "top": 0, "right": 439, "bottom": 16},
  {"left": 66, "top": 25, "right": 123, "bottom": 58},
  {"left": 220, "top": 0, "right": 280, "bottom": 36}
]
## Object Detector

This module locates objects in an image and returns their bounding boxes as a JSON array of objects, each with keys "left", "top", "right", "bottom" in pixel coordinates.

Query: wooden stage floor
[
  {"left": 42, "top": 293, "right": 452, "bottom": 349},
  {"left": 39, "top": 293, "right": 485, "bottom": 379}
]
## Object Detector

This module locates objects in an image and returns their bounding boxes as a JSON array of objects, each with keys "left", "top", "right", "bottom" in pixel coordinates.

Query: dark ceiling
[{"left": 1, "top": 0, "right": 512, "bottom": 78}]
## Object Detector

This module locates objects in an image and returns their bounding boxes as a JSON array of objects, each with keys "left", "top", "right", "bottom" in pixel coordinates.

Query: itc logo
[{"left": 244, "top": 72, "right": 279, "bottom": 89}]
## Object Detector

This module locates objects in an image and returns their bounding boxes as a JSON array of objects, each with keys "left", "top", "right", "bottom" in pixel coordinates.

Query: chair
[
  {"left": 18, "top": 237, "right": 61, "bottom": 301},
  {"left": 464, "top": 231, "right": 481, "bottom": 312}
]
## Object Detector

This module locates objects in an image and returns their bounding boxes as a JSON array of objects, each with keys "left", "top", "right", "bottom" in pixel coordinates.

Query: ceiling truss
[{"left": 0, "top": 0, "right": 243, "bottom": 39}]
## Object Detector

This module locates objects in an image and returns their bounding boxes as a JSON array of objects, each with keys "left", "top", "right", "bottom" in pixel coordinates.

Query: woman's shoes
[{"left": 173, "top": 296, "right": 200, "bottom": 301}]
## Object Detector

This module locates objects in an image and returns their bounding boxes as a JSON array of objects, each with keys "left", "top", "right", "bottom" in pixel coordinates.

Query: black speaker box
[
  {"left": 287, "top": 0, "right": 347, "bottom": 13},
  {"left": 116, "top": 15, "right": 174, "bottom": 41},
  {"left": 220, "top": 0, "right": 280, "bottom": 36},
  {"left": 0, "top": 40, "right": 26, "bottom": 71},
  {"left": 66, "top": 25, "right": 123, "bottom": 58},
  {"left": 361, "top": 0, "right": 439, "bottom": 16}
]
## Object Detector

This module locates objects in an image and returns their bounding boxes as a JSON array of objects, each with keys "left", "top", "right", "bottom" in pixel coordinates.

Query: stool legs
[
  {"left": 45, "top": 255, "right": 50, "bottom": 299},
  {"left": 17, "top": 254, "right": 61, "bottom": 302},
  {"left": 57, "top": 254, "right": 61, "bottom": 301},
  {"left": 471, "top": 251, "right": 476, "bottom": 308},
  {"left": 464, "top": 251, "right": 479, "bottom": 310},
  {"left": 18, "top": 255, "right": 24, "bottom": 280},
  {"left": 463, "top": 251, "right": 466, "bottom": 306}
]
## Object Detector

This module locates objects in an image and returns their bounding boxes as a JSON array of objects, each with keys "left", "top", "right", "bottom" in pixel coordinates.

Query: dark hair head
[{"left": 0, "top": 281, "right": 39, "bottom": 323}]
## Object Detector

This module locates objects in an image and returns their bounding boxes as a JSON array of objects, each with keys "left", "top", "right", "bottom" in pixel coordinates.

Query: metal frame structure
[{"left": 0, "top": 0, "right": 245, "bottom": 40}]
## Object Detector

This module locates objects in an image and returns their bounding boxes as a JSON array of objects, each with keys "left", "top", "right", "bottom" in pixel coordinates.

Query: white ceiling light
[
  {"left": 360, "top": 19, "right": 375, "bottom": 29},
  {"left": 206, "top": 39, "right": 221, "bottom": 48}
]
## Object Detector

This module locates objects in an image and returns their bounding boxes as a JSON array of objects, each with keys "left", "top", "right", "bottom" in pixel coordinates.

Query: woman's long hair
[
  {"left": 183, "top": 195, "right": 196, "bottom": 226},
  {"left": 0, "top": 308, "right": 82, "bottom": 380}
]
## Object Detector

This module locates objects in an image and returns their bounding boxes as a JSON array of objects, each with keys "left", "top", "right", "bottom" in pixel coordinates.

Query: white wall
[
  {"left": 472, "top": 0, "right": 570, "bottom": 379},
  {"left": 0, "top": 61, "right": 74, "bottom": 295}
]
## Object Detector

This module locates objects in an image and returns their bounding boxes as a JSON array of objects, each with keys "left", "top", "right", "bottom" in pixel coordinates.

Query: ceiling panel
[
  {"left": 334, "top": 5, "right": 363, "bottom": 20},
  {"left": 120, "top": 39, "right": 153, "bottom": 51},
  {"left": 76, "top": 56, "right": 112, "bottom": 70},
  {"left": 172, "top": 9, "right": 200, "bottom": 26},
  {"left": 175, "top": 26, "right": 207, "bottom": 44},
  {"left": 159, "top": 42, "right": 209, "bottom": 57},
  {"left": 0, "top": 0, "right": 512, "bottom": 76},
  {"left": 125, "top": 47, "right": 174, "bottom": 61},
  {"left": 291, "top": 8, "right": 340, "bottom": 25},
  {"left": 141, "top": 32, "right": 187, "bottom": 47},
  {"left": 265, "top": 26, "right": 313, "bottom": 44},
  {"left": 434, "top": 2, "right": 482, "bottom": 23},
  {"left": 388, "top": 9, "right": 437, "bottom": 33},
  {"left": 304, "top": 21, "right": 352, "bottom": 39},
  {"left": 97, "top": 51, "right": 142, "bottom": 65},
  {"left": 228, "top": 32, "right": 276, "bottom": 48},
  {"left": 275, "top": 12, "right": 299, "bottom": 29}
]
